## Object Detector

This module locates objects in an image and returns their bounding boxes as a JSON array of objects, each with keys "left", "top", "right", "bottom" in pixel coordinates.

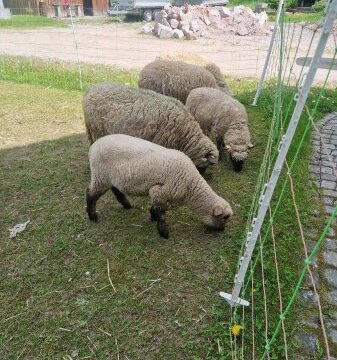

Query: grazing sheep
[
  {"left": 83, "top": 82, "right": 218, "bottom": 173},
  {"left": 186, "top": 87, "right": 253, "bottom": 172},
  {"left": 204, "top": 63, "right": 233, "bottom": 96},
  {"left": 138, "top": 59, "right": 232, "bottom": 104},
  {"left": 86, "top": 134, "right": 233, "bottom": 239}
]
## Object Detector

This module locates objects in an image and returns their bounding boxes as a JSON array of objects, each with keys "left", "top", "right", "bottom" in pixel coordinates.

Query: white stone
[
  {"left": 219, "top": 6, "right": 232, "bottom": 18},
  {"left": 170, "top": 18, "right": 179, "bottom": 29},
  {"left": 158, "top": 25, "right": 174, "bottom": 39},
  {"left": 172, "top": 29, "right": 184, "bottom": 39},
  {"left": 140, "top": 24, "right": 154, "bottom": 34}
]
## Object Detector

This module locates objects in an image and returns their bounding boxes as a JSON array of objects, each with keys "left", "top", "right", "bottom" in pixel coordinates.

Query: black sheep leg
[
  {"left": 86, "top": 188, "right": 105, "bottom": 222},
  {"left": 216, "top": 136, "right": 224, "bottom": 159},
  {"left": 111, "top": 186, "right": 132, "bottom": 209},
  {"left": 151, "top": 205, "right": 169, "bottom": 239}
]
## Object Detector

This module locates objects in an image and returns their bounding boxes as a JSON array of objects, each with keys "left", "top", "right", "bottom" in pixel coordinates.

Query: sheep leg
[
  {"left": 153, "top": 205, "right": 169, "bottom": 239},
  {"left": 149, "top": 205, "right": 158, "bottom": 221},
  {"left": 111, "top": 186, "right": 132, "bottom": 209},
  {"left": 216, "top": 136, "right": 224, "bottom": 159},
  {"left": 149, "top": 185, "right": 169, "bottom": 239},
  {"left": 86, "top": 186, "right": 108, "bottom": 222}
]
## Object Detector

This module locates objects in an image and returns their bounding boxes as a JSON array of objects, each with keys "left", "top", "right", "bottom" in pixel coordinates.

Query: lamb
[
  {"left": 83, "top": 82, "right": 219, "bottom": 173},
  {"left": 186, "top": 87, "right": 253, "bottom": 172},
  {"left": 86, "top": 134, "right": 233, "bottom": 239},
  {"left": 138, "top": 59, "right": 232, "bottom": 104}
]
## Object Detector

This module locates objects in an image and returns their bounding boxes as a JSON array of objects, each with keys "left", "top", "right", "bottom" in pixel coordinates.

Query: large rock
[
  {"left": 184, "top": 30, "right": 197, "bottom": 40},
  {"left": 255, "top": 11, "right": 268, "bottom": 25},
  {"left": 219, "top": 6, "right": 232, "bottom": 18},
  {"left": 180, "top": 23, "right": 190, "bottom": 33},
  {"left": 190, "top": 20, "right": 200, "bottom": 33},
  {"left": 140, "top": 23, "right": 154, "bottom": 34},
  {"left": 158, "top": 25, "right": 174, "bottom": 39},
  {"left": 172, "top": 29, "right": 184, "bottom": 39},
  {"left": 236, "top": 23, "right": 248, "bottom": 36},
  {"left": 154, "top": 9, "right": 168, "bottom": 23},
  {"left": 203, "top": 15, "right": 211, "bottom": 25},
  {"left": 170, "top": 18, "right": 179, "bottom": 29}
]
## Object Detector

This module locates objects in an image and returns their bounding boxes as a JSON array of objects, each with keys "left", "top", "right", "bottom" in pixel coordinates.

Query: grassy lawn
[
  {"left": 0, "top": 15, "right": 67, "bottom": 28},
  {"left": 0, "top": 58, "right": 336, "bottom": 358},
  {"left": 268, "top": 10, "right": 324, "bottom": 23}
]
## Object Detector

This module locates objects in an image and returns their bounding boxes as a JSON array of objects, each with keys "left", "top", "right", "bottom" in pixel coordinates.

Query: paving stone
[
  {"left": 303, "top": 271, "right": 320, "bottom": 290},
  {"left": 323, "top": 251, "right": 337, "bottom": 268},
  {"left": 299, "top": 289, "right": 318, "bottom": 306},
  {"left": 295, "top": 331, "right": 318, "bottom": 353},
  {"left": 321, "top": 180, "right": 336, "bottom": 190},
  {"left": 323, "top": 268, "right": 337, "bottom": 288},
  {"left": 328, "top": 329, "right": 337, "bottom": 345},
  {"left": 328, "top": 227, "right": 336, "bottom": 237},
  {"left": 323, "top": 238, "right": 337, "bottom": 251},
  {"left": 325, "top": 205, "right": 336, "bottom": 214},
  {"left": 300, "top": 313, "right": 320, "bottom": 329},
  {"left": 321, "top": 173, "right": 337, "bottom": 182},
  {"left": 323, "top": 197, "right": 334, "bottom": 206},
  {"left": 321, "top": 166, "right": 333, "bottom": 175},
  {"left": 323, "top": 189, "right": 337, "bottom": 198}
]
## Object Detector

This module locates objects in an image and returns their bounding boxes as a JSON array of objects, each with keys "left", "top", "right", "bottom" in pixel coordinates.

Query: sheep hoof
[
  {"left": 158, "top": 224, "right": 169, "bottom": 239},
  {"left": 150, "top": 206, "right": 157, "bottom": 221},
  {"left": 88, "top": 213, "right": 98, "bottom": 222}
]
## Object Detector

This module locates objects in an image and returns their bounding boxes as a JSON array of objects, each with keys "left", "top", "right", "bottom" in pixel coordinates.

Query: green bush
[
  {"left": 268, "top": 0, "right": 298, "bottom": 9},
  {"left": 312, "top": 0, "right": 327, "bottom": 12}
]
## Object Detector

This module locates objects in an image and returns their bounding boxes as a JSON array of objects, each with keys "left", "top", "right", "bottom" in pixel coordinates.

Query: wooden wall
[{"left": 3, "top": 0, "right": 84, "bottom": 17}]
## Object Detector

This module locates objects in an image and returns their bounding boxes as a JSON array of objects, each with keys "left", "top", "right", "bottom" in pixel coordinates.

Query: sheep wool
[
  {"left": 83, "top": 82, "right": 219, "bottom": 171},
  {"left": 186, "top": 87, "right": 253, "bottom": 172},
  {"left": 138, "top": 59, "right": 232, "bottom": 104},
  {"left": 87, "top": 134, "right": 233, "bottom": 239}
]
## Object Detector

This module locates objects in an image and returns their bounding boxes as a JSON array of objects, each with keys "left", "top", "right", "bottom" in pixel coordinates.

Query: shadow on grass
[{"left": 1, "top": 133, "right": 248, "bottom": 359}]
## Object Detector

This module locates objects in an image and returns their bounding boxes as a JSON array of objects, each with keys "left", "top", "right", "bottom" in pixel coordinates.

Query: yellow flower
[{"left": 231, "top": 325, "right": 243, "bottom": 336}]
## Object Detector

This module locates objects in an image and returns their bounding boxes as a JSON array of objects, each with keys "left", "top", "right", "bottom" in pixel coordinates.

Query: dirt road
[{"left": 0, "top": 21, "right": 336, "bottom": 83}]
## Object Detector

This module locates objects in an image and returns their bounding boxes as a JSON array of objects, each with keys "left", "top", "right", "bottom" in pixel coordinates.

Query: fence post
[
  {"left": 69, "top": 0, "right": 83, "bottom": 90},
  {"left": 220, "top": 0, "right": 337, "bottom": 307},
  {"left": 252, "top": 0, "right": 284, "bottom": 106}
]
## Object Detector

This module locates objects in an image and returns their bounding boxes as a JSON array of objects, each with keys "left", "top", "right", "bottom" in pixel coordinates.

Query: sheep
[
  {"left": 138, "top": 59, "right": 232, "bottom": 104},
  {"left": 86, "top": 134, "right": 233, "bottom": 239},
  {"left": 186, "top": 87, "right": 253, "bottom": 172},
  {"left": 83, "top": 82, "right": 219, "bottom": 173}
]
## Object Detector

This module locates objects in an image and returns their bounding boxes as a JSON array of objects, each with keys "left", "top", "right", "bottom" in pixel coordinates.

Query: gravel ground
[{"left": 0, "top": 21, "right": 336, "bottom": 83}]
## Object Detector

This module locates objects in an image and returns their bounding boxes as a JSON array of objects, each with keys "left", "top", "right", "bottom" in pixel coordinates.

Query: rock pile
[{"left": 140, "top": 5, "right": 270, "bottom": 40}]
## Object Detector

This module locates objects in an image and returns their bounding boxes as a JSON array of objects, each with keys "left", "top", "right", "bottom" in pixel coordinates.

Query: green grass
[
  {"left": 0, "top": 15, "right": 67, "bottom": 28},
  {"left": 0, "top": 59, "right": 336, "bottom": 358},
  {"left": 269, "top": 10, "right": 324, "bottom": 23}
]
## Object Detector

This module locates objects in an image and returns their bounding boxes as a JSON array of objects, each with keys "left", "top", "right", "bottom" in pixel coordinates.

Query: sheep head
[
  {"left": 225, "top": 142, "right": 253, "bottom": 172},
  {"left": 201, "top": 199, "right": 233, "bottom": 230}
]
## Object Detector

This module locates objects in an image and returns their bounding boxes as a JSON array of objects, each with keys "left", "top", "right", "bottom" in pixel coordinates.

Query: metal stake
[
  {"left": 221, "top": 0, "right": 337, "bottom": 307},
  {"left": 252, "top": 0, "right": 285, "bottom": 106}
]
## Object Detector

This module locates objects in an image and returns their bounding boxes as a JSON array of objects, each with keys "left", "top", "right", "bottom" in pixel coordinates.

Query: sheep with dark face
[
  {"left": 138, "top": 59, "right": 232, "bottom": 104},
  {"left": 87, "top": 134, "right": 233, "bottom": 239},
  {"left": 83, "top": 82, "right": 219, "bottom": 173},
  {"left": 186, "top": 87, "right": 253, "bottom": 172}
]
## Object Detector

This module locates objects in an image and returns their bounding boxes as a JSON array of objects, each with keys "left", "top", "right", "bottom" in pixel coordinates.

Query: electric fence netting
[{"left": 220, "top": 0, "right": 337, "bottom": 358}]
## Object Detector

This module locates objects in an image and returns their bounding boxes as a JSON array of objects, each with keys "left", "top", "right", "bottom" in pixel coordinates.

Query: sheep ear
[
  {"left": 225, "top": 145, "right": 231, "bottom": 150},
  {"left": 213, "top": 206, "right": 223, "bottom": 217},
  {"left": 248, "top": 143, "right": 254, "bottom": 148},
  {"left": 206, "top": 154, "right": 217, "bottom": 164}
]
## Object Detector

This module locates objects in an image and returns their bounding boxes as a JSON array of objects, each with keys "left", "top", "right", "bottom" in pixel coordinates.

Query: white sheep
[
  {"left": 186, "top": 87, "right": 253, "bottom": 172},
  {"left": 87, "top": 134, "right": 233, "bottom": 239},
  {"left": 83, "top": 82, "right": 219, "bottom": 173},
  {"left": 138, "top": 59, "right": 232, "bottom": 104}
]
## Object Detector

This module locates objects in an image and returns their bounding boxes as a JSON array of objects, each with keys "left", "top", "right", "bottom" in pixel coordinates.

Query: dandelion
[{"left": 231, "top": 324, "right": 243, "bottom": 336}]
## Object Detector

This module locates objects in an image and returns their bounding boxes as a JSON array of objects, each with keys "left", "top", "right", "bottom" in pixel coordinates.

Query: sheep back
[
  {"left": 138, "top": 59, "right": 219, "bottom": 104},
  {"left": 83, "top": 82, "right": 218, "bottom": 169}
]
